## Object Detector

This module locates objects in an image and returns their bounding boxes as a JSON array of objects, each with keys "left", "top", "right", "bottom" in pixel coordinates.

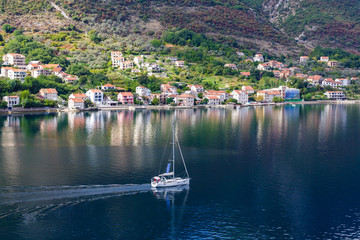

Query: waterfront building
[
  {"left": 118, "top": 92, "right": 134, "bottom": 105},
  {"left": 230, "top": 90, "right": 248, "bottom": 104},
  {"left": 39, "top": 88, "right": 58, "bottom": 101},
  {"left": 2, "top": 96, "right": 20, "bottom": 108},
  {"left": 325, "top": 91, "right": 346, "bottom": 100},
  {"left": 206, "top": 96, "right": 221, "bottom": 105},
  {"left": 175, "top": 94, "right": 194, "bottom": 106},
  {"left": 69, "top": 93, "right": 88, "bottom": 100},
  {"left": 86, "top": 89, "right": 103, "bottom": 104},
  {"left": 68, "top": 98, "right": 85, "bottom": 110}
]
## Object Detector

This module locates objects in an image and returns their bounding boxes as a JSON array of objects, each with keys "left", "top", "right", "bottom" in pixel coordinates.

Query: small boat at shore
[{"left": 151, "top": 122, "right": 190, "bottom": 188}]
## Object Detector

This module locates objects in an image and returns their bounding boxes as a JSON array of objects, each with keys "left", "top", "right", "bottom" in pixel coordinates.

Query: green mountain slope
[{"left": 1, "top": 0, "right": 360, "bottom": 53}]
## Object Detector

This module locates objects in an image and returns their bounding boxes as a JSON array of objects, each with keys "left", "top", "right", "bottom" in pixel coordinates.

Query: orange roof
[
  {"left": 233, "top": 90, "right": 247, "bottom": 94},
  {"left": 119, "top": 92, "right": 133, "bottom": 97},
  {"left": 8, "top": 53, "right": 25, "bottom": 57},
  {"left": 90, "top": 89, "right": 102, "bottom": 93},
  {"left": 40, "top": 88, "right": 58, "bottom": 94},
  {"left": 243, "top": 86, "right": 254, "bottom": 90},
  {"left": 71, "top": 93, "right": 87, "bottom": 98},
  {"left": 2, "top": 67, "right": 13, "bottom": 70},
  {"left": 11, "top": 69, "right": 26, "bottom": 72},
  {"left": 207, "top": 96, "right": 220, "bottom": 100},
  {"left": 103, "top": 84, "right": 115, "bottom": 87},
  {"left": 178, "top": 94, "right": 194, "bottom": 98},
  {"left": 69, "top": 98, "right": 84, "bottom": 103},
  {"left": 308, "top": 75, "right": 323, "bottom": 81},
  {"left": 41, "top": 64, "right": 60, "bottom": 69},
  {"left": 52, "top": 67, "right": 63, "bottom": 73},
  {"left": 267, "top": 91, "right": 281, "bottom": 95},
  {"left": 241, "top": 72, "right": 251, "bottom": 76}
]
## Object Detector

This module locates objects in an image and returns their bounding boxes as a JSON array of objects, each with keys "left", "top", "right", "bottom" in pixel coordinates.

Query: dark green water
[{"left": 1, "top": 105, "right": 360, "bottom": 239}]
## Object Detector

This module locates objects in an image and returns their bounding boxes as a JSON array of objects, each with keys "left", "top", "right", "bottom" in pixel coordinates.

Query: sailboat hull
[{"left": 151, "top": 178, "right": 190, "bottom": 188}]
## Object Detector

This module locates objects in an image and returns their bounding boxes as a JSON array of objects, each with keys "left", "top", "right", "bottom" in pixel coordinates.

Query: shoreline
[{"left": 1, "top": 100, "right": 359, "bottom": 115}]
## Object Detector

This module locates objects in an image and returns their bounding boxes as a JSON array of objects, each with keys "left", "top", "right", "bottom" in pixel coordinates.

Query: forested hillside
[{"left": 1, "top": 0, "right": 360, "bottom": 53}]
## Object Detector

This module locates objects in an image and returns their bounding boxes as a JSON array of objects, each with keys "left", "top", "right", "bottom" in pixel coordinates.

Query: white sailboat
[{"left": 151, "top": 122, "right": 190, "bottom": 188}]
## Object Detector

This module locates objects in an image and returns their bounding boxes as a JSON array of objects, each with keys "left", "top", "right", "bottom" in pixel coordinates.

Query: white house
[
  {"left": 300, "top": 56, "right": 309, "bottom": 63},
  {"left": 2, "top": 96, "right": 20, "bottom": 108},
  {"left": 119, "top": 61, "right": 134, "bottom": 70},
  {"left": 39, "top": 88, "right": 58, "bottom": 101},
  {"left": 188, "top": 85, "right": 204, "bottom": 94},
  {"left": 205, "top": 95, "right": 221, "bottom": 105},
  {"left": 253, "top": 54, "right": 264, "bottom": 62},
  {"left": 175, "top": 94, "right": 194, "bottom": 106},
  {"left": 242, "top": 85, "right": 255, "bottom": 94},
  {"left": 175, "top": 61, "right": 185, "bottom": 67},
  {"left": 161, "top": 84, "right": 177, "bottom": 95},
  {"left": 257, "top": 90, "right": 282, "bottom": 102},
  {"left": 2, "top": 53, "right": 26, "bottom": 66},
  {"left": 335, "top": 78, "right": 351, "bottom": 87},
  {"left": 325, "top": 91, "right": 345, "bottom": 100},
  {"left": 320, "top": 56, "right": 329, "bottom": 62},
  {"left": 68, "top": 98, "right": 85, "bottom": 110},
  {"left": 257, "top": 63, "right": 270, "bottom": 71},
  {"left": 134, "top": 56, "right": 144, "bottom": 67},
  {"left": 136, "top": 85, "right": 151, "bottom": 97},
  {"left": 8, "top": 68, "right": 27, "bottom": 82},
  {"left": 101, "top": 84, "right": 116, "bottom": 91},
  {"left": 147, "top": 63, "right": 161, "bottom": 73},
  {"left": 231, "top": 90, "right": 248, "bottom": 104},
  {"left": 224, "top": 64, "right": 237, "bottom": 70},
  {"left": 86, "top": 89, "right": 103, "bottom": 104},
  {"left": 69, "top": 93, "right": 88, "bottom": 100}
]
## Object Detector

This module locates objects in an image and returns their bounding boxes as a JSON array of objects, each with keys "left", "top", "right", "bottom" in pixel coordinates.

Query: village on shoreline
[{"left": 0, "top": 50, "right": 357, "bottom": 114}]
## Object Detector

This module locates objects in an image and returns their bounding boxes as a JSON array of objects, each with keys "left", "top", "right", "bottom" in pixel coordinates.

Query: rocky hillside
[{"left": 1, "top": 0, "right": 360, "bottom": 54}]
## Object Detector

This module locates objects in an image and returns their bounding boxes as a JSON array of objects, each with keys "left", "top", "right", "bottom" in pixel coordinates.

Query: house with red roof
[
  {"left": 118, "top": 92, "right": 134, "bottom": 105},
  {"left": 230, "top": 90, "right": 248, "bottom": 104},
  {"left": 242, "top": 85, "right": 255, "bottom": 94},
  {"left": 101, "top": 84, "right": 116, "bottom": 91},
  {"left": 175, "top": 94, "right": 194, "bottom": 106},
  {"left": 86, "top": 89, "right": 103, "bottom": 104},
  {"left": 3, "top": 53, "right": 25, "bottom": 66},
  {"left": 39, "top": 88, "right": 58, "bottom": 101},
  {"left": 68, "top": 98, "right": 85, "bottom": 110}
]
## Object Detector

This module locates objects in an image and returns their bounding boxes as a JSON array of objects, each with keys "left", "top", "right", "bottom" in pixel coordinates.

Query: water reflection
[{"left": 0, "top": 105, "right": 359, "bottom": 239}]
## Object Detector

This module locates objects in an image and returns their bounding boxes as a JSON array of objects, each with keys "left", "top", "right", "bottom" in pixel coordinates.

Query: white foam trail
[{"left": 0, "top": 184, "right": 151, "bottom": 205}]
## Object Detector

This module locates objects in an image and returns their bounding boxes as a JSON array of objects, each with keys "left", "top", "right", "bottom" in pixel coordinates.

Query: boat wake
[{"left": 0, "top": 184, "right": 151, "bottom": 220}]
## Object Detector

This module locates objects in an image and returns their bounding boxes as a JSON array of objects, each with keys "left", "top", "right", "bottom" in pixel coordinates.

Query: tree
[
  {"left": 0, "top": 34, "right": 3, "bottom": 42},
  {"left": 272, "top": 97, "right": 284, "bottom": 103},
  {"left": 84, "top": 99, "right": 93, "bottom": 108},
  {"left": 0, "top": 100, "right": 8, "bottom": 109},
  {"left": 197, "top": 92, "right": 203, "bottom": 99},
  {"left": 226, "top": 98, "right": 238, "bottom": 104},
  {"left": 2, "top": 24, "right": 15, "bottom": 33},
  {"left": 20, "top": 90, "right": 30, "bottom": 100},
  {"left": 166, "top": 97, "right": 174, "bottom": 104},
  {"left": 151, "top": 97, "right": 160, "bottom": 105},
  {"left": 255, "top": 95, "right": 264, "bottom": 102}
]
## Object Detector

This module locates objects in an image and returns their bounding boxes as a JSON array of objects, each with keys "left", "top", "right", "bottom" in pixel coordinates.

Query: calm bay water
[{"left": 1, "top": 105, "right": 360, "bottom": 239}]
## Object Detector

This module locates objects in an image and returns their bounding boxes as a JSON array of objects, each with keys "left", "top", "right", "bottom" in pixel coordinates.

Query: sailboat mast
[{"left": 172, "top": 121, "right": 175, "bottom": 179}]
